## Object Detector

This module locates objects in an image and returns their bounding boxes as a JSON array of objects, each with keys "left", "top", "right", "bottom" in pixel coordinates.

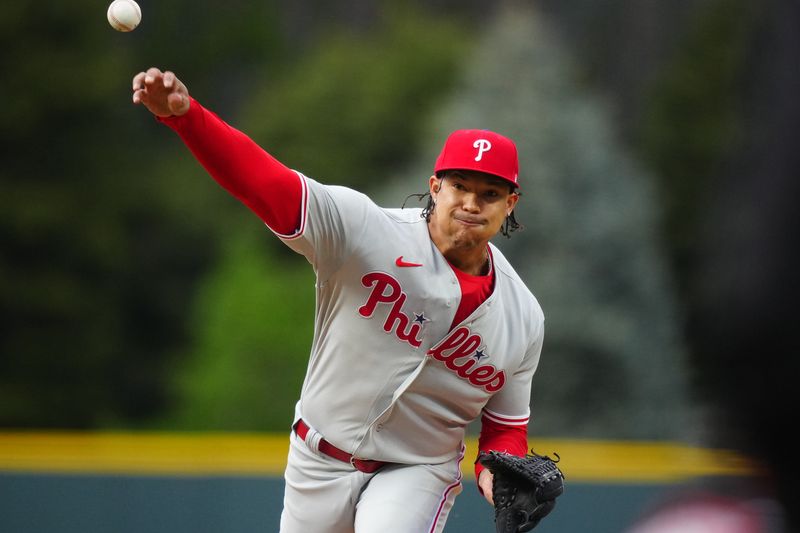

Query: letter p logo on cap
[{"left": 434, "top": 129, "right": 520, "bottom": 188}]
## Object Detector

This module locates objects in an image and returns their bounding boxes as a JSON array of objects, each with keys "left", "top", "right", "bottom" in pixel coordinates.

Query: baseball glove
[{"left": 479, "top": 450, "right": 565, "bottom": 532}]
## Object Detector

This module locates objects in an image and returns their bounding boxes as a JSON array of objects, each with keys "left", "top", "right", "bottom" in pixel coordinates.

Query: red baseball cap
[{"left": 434, "top": 129, "right": 520, "bottom": 188}]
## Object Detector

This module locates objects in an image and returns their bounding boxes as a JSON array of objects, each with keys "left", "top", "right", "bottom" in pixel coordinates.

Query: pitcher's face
[{"left": 428, "top": 170, "right": 518, "bottom": 250}]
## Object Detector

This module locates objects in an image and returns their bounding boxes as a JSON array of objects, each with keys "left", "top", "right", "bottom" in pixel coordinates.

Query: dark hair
[{"left": 401, "top": 173, "right": 522, "bottom": 238}]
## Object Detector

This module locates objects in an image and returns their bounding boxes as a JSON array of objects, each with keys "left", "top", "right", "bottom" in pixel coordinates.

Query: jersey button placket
[{"left": 447, "top": 273, "right": 458, "bottom": 308}]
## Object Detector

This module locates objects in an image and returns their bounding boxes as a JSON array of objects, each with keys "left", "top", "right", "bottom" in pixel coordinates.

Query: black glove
[{"left": 479, "top": 450, "right": 565, "bottom": 532}]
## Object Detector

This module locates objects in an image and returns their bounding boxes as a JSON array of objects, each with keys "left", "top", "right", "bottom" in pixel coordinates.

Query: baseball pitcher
[{"left": 132, "top": 67, "right": 562, "bottom": 533}]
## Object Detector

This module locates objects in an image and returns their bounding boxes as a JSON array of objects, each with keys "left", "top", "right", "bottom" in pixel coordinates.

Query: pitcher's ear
[{"left": 429, "top": 175, "right": 441, "bottom": 195}]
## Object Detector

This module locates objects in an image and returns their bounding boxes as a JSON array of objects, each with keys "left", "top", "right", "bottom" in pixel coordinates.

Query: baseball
[{"left": 107, "top": 0, "right": 141, "bottom": 32}]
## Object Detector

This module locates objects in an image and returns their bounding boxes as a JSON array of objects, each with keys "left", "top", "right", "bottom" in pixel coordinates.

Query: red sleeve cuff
[{"left": 474, "top": 413, "right": 528, "bottom": 489}]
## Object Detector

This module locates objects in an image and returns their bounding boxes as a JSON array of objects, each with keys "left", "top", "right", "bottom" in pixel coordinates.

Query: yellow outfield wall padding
[{"left": 0, "top": 432, "right": 758, "bottom": 482}]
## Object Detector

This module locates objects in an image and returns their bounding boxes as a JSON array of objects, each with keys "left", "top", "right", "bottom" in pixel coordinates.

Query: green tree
[
  {"left": 164, "top": 227, "right": 315, "bottom": 430},
  {"left": 638, "top": 0, "right": 759, "bottom": 300},
  {"left": 0, "top": 0, "right": 282, "bottom": 427},
  {"left": 241, "top": 5, "right": 468, "bottom": 193}
]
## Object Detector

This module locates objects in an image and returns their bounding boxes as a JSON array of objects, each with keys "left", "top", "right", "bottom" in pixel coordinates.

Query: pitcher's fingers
[
  {"left": 163, "top": 71, "right": 176, "bottom": 89},
  {"left": 132, "top": 88, "right": 148, "bottom": 105},
  {"left": 144, "top": 67, "right": 164, "bottom": 86},
  {"left": 132, "top": 71, "right": 147, "bottom": 92}
]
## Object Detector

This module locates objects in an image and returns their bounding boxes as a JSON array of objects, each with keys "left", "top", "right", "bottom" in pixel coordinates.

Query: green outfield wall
[{"left": 0, "top": 432, "right": 758, "bottom": 533}]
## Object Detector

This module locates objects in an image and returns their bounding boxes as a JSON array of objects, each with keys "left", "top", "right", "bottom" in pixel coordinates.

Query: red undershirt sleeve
[
  {"left": 157, "top": 98, "right": 302, "bottom": 236},
  {"left": 475, "top": 413, "right": 529, "bottom": 489}
]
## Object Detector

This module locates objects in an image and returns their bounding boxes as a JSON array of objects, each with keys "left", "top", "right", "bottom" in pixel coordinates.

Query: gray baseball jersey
[{"left": 277, "top": 174, "right": 544, "bottom": 466}]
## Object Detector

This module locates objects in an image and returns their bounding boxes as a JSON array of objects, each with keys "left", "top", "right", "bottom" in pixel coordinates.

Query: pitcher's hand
[
  {"left": 478, "top": 469, "right": 495, "bottom": 505},
  {"left": 132, "top": 68, "right": 190, "bottom": 117}
]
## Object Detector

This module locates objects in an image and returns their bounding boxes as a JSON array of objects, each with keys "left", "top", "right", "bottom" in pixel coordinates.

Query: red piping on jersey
[
  {"left": 427, "top": 443, "right": 465, "bottom": 533},
  {"left": 482, "top": 408, "right": 530, "bottom": 426},
  {"left": 272, "top": 171, "right": 309, "bottom": 240}
]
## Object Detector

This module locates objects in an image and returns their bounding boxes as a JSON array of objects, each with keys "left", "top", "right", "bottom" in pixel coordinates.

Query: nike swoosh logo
[{"left": 395, "top": 256, "right": 423, "bottom": 268}]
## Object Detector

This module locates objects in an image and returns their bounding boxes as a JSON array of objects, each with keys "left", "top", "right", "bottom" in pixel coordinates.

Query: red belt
[{"left": 294, "top": 419, "right": 388, "bottom": 474}]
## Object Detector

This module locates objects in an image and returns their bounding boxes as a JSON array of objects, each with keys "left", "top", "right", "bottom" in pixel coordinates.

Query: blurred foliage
[
  {"left": 0, "top": 0, "right": 221, "bottom": 427},
  {"left": 638, "top": 0, "right": 761, "bottom": 298},
  {"left": 241, "top": 5, "right": 467, "bottom": 192},
  {"left": 162, "top": 227, "right": 315, "bottom": 430},
  {"left": 1, "top": 0, "right": 291, "bottom": 428}
]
